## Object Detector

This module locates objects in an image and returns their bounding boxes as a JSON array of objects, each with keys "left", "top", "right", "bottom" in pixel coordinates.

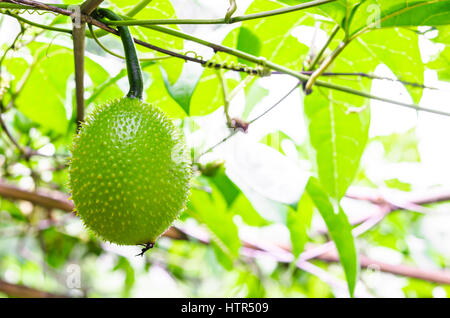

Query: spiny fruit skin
[{"left": 69, "top": 97, "right": 191, "bottom": 245}]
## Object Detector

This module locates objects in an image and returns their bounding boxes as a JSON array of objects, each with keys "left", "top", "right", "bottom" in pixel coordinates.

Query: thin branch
[
  {"left": 248, "top": 81, "right": 301, "bottom": 124},
  {"left": 195, "top": 81, "right": 301, "bottom": 161},
  {"left": 224, "top": 0, "right": 237, "bottom": 23},
  {"left": 317, "top": 79, "right": 450, "bottom": 117},
  {"left": 296, "top": 71, "right": 439, "bottom": 90},
  {"left": 0, "top": 0, "right": 336, "bottom": 25},
  {"left": 305, "top": 40, "right": 349, "bottom": 92},
  {"left": 0, "top": 19, "right": 25, "bottom": 67},
  {"left": 194, "top": 129, "right": 238, "bottom": 163},
  {"left": 0, "top": 279, "right": 68, "bottom": 298},
  {"left": 308, "top": 24, "right": 339, "bottom": 71},
  {"left": 3, "top": 10, "right": 71, "bottom": 33},
  {"left": 216, "top": 70, "right": 231, "bottom": 125}
]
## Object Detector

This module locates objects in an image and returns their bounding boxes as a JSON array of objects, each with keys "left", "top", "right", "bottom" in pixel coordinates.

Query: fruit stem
[{"left": 95, "top": 8, "right": 144, "bottom": 100}]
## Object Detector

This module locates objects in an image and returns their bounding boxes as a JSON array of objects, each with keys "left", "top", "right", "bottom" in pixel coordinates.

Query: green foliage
[
  {"left": 306, "top": 178, "right": 358, "bottom": 296},
  {"left": 0, "top": 0, "right": 449, "bottom": 298},
  {"left": 287, "top": 192, "right": 313, "bottom": 258}
]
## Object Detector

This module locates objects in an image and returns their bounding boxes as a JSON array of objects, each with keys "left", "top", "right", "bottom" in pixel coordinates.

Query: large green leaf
[
  {"left": 304, "top": 82, "right": 370, "bottom": 200},
  {"left": 190, "top": 68, "right": 239, "bottom": 117},
  {"left": 426, "top": 25, "right": 450, "bottom": 81},
  {"left": 15, "top": 46, "right": 71, "bottom": 135},
  {"left": 306, "top": 177, "right": 358, "bottom": 297},
  {"left": 304, "top": 26, "right": 383, "bottom": 200}
]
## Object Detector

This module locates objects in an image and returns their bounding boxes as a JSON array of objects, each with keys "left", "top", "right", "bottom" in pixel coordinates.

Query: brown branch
[
  {"left": 73, "top": 1, "right": 103, "bottom": 129},
  {"left": 0, "top": 279, "right": 68, "bottom": 297},
  {"left": 0, "top": 180, "right": 74, "bottom": 212},
  {"left": 347, "top": 186, "right": 450, "bottom": 206}
]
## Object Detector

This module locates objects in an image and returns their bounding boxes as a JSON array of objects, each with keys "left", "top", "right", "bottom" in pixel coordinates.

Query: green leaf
[
  {"left": 160, "top": 62, "right": 204, "bottom": 114},
  {"left": 230, "top": 193, "right": 272, "bottom": 227},
  {"left": 431, "top": 25, "right": 450, "bottom": 44},
  {"left": 208, "top": 167, "right": 240, "bottom": 206},
  {"left": 357, "top": 28, "right": 424, "bottom": 103},
  {"left": 223, "top": 0, "right": 311, "bottom": 70},
  {"left": 15, "top": 47, "right": 71, "bottom": 134},
  {"left": 372, "top": 128, "right": 421, "bottom": 163},
  {"left": 276, "top": 0, "right": 357, "bottom": 32},
  {"left": 144, "top": 64, "right": 187, "bottom": 119},
  {"left": 384, "top": 178, "right": 412, "bottom": 191},
  {"left": 237, "top": 27, "right": 262, "bottom": 66},
  {"left": 427, "top": 45, "right": 450, "bottom": 82},
  {"left": 306, "top": 177, "right": 358, "bottom": 296},
  {"left": 242, "top": 80, "right": 269, "bottom": 120},
  {"left": 41, "top": 227, "right": 78, "bottom": 268},
  {"left": 287, "top": 192, "right": 313, "bottom": 258},
  {"left": 304, "top": 30, "right": 376, "bottom": 200},
  {"left": 84, "top": 58, "right": 123, "bottom": 109},
  {"left": 113, "top": 256, "right": 135, "bottom": 297},
  {"left": 304, "top": 87, "right": 370, "bottom": 200},
  {"left": 190, "top": 68, "right": 239, "bottom": 116}
]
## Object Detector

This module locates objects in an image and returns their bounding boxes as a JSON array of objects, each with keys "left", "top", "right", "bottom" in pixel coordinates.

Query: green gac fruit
[{"left": 69, "top": 97, "right": 191, "bottom": 246}]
